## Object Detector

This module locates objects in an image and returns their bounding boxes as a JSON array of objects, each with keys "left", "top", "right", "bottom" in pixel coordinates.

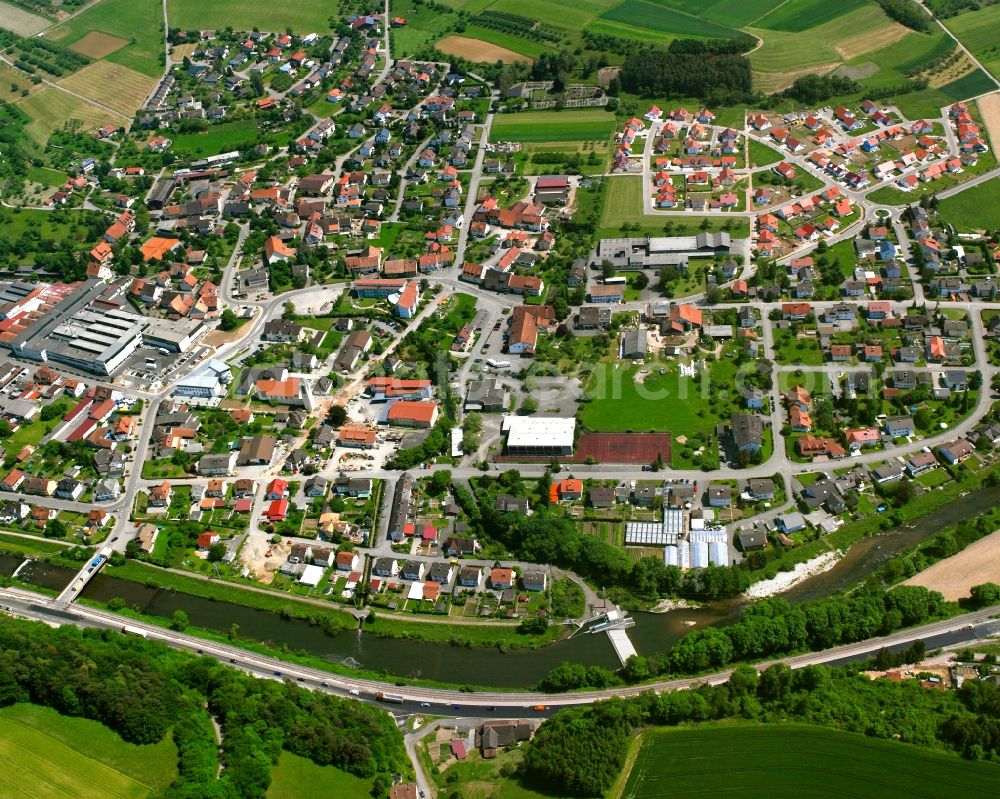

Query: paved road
[{"left": 4, "top": 586, "right": 998, "bottom": 713}]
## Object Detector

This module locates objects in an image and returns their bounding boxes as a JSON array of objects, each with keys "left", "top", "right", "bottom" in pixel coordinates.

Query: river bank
[{"left": 743, "top": 552, "right": 841, "bottom": 599}]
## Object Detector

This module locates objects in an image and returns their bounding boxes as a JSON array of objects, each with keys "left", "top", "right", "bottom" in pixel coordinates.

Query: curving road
[{"left": 4, "top": 586, "right": 997, "bottom": 715}]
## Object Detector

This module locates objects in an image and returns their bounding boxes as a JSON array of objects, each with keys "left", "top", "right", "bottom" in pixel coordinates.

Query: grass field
[
  {"left": 16, "top": 87, "right": 115, "bottom": 144},
  {"left": 936, "top": 178, "right": 1000, "bottom": 233},
  {"left": 0, "top": 703, "right": 177, "bottom": 799},
  {"left": 580, "top": 360, "right": 737, "bottom": 436},
  {"left": 58, "top": 61, "right": 156, "bottom": 117},
  {"left": 267, "top": 752, "right": 372, "bottom": 799},
  {"left": 169, "top": 119, "right": 262, "bottom": 157},
  {"left": 619, "top": 724, "right": 1000, "bottom": 799},
  {"left": 45, "top": 0, "right": 164, "bottom": 77},
  {"left": 748, "top": 138, "right": 783, "bottom": 167},
  {"left": 0, "top": 63, "right": 39, "bottom": 103},
  {"left": 167, "top": 0, "right": 336, "bottom": 32},
  {"left": 595, "top": 176, "right": 750, "bottom": 238},
  {"left": 490, "top": 108, "right": 615, "bottom": 143},
  {"left": 946, "top": 4, "right": 1000, "bottom": 81},
  {"left": 26, "top": 165, "right": 68, "bottom": 186}
]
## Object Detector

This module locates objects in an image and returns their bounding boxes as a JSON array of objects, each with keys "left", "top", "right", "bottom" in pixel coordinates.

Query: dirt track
[{"left": 904, "top": 528, "right": 1000, "bottom": 601}]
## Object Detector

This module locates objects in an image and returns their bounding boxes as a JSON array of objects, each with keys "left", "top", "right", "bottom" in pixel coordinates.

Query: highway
[{"left": 3, "top": 586, "right": 997, "bottom": 717}]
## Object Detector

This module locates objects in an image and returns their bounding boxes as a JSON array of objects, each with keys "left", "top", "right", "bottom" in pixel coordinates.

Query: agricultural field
[
  {"left": 436, "top": 34, "right": 529, "bottom": 63},
  {"left": 0, "top": 703, "right": 177, "bottom": 799},
  {"left": 57, "top": 61, "right": 156, "bottom": 118},
  {"left": 754, "top": 0, "right": 868, "bottom": 31},
  {"left": 267, "top": 752, "right": 372, "bottom": 799},
  {"left": 936, "top": 178, "right": 1000, "bottom": 233},
  {"left": 905, "top": 527, "right": 1000, "bottom": 600},
  {"left": 490, "top": 108, "right": 616, "bottom": 144},
  {"left": 748, "top": 4, "right": 896, "bottom": 91},
  {"left": 0, "top": 0, "right": 49, "bottom": 35},
  {"left": 167, "top": 0, "right": 336, "bottom": 32},
  {"left": 945, "top": 4, "right": 1000, "bottom": 82},
  {"left": 45, "top": 0, "right": 164, "bottom": 77},
  {"left": 70, "top": 31, "right": 129, "bottom": 59},
  {"left": 618, "top": 724, "right": 1000, "bottom": 799},
  {"left": 594, "top": 1, "right": 741, "bottom": 42},
  {"left": 16, "top": 87, "right": 115, "bottom": 144},
  {"left": 658, "top": 0, "right": 785, "bottom": 28}
]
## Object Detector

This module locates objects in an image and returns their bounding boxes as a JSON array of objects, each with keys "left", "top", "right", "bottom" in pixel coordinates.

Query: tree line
[
  {"left": 0, "top": 616, "right": 408, "bottom": 798},
  {"left": 617, "top": 41, "right": 753, "bottom": 102},
  {"left": 521, "top": 655, "right": 1000, "bottom": 796}
]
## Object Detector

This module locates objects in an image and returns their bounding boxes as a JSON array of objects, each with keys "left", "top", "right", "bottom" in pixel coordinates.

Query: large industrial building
[
  {"left": 0, "top": 278, "right": 203, "bottom": 376},
  {"left": 501, "top": 416, "right": 575, "bottom": 456},
  {"left": 592, "top": 233, "right": 732, "bottom": 271}
]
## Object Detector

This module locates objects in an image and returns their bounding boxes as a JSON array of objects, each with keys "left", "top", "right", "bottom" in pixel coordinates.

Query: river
[{"left": 0, "top": 483, "right": 993, "bottom": 688}]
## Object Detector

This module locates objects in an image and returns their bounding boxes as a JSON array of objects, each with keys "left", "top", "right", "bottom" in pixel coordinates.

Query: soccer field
[
  {"left": 0, "top": 704, "right": 177, "bottom": 799},
  {"left": 620, "top": 724, "right": 1000, "bottom": 799}
]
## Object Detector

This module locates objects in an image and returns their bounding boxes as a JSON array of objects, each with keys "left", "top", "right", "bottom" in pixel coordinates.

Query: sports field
[
  {"left": 167, "top": 0, "right": 339, "bottom": 32},
  {"left": 618, "top": 724, "right": 1000, "bottom": 799},
  {"left": 45, "top": 0, "right": 163, "bottom": 77},
  {"left": 0, "top": 703, "right": 177, "bottom": 799},
  {"left": 58, "top": 61, "right": 156, "bottom": 117},
  {"left": 580, "top": 361, "right": 738, "bottom": 436},
  {"left": 490, "top": 109, "right": 615, "bottom": 143},
  {"left": 267, "top": 752, "right": 372, "bottom": 799}
]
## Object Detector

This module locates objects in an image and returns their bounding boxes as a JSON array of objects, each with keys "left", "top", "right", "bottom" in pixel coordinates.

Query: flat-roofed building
[{"left": 501, "top": 416, "right": 575, "bottom": 456}]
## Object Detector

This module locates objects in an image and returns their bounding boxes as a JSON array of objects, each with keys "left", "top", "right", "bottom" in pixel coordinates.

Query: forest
[
  {"left": 522, "top": 657, "right": 1000, "bottom": 797},
  {"left": 617, "top": 39, "right": 753, "bottom": 103},
  {"left": 0, "top": 616, "right": 407, "bottom": 798}
]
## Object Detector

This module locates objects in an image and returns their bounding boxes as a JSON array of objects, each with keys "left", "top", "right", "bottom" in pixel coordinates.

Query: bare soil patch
[
  {"left": 976, "top": 91, "right": 1000, "bottom": 149},
  {"left": 755, "top": 62, "right": 841, "bottom": 93},
  {"left": 835, "top": 61, "right": 879, "bottom": 80},
  {"left": 904, "top": 528, "right": 1000, "bottom": 601},
  {"left": 436, "top": 34, "right": 530, "bottom": 64},
  {"left": 835, "top": 22, "right": 910, "bottom": 60},
  {"left": 0, "top": 0, "right": 49, "bottom": 35},
  {"left": 69, "top": 31, "right": 128, "bottom": 58}
]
